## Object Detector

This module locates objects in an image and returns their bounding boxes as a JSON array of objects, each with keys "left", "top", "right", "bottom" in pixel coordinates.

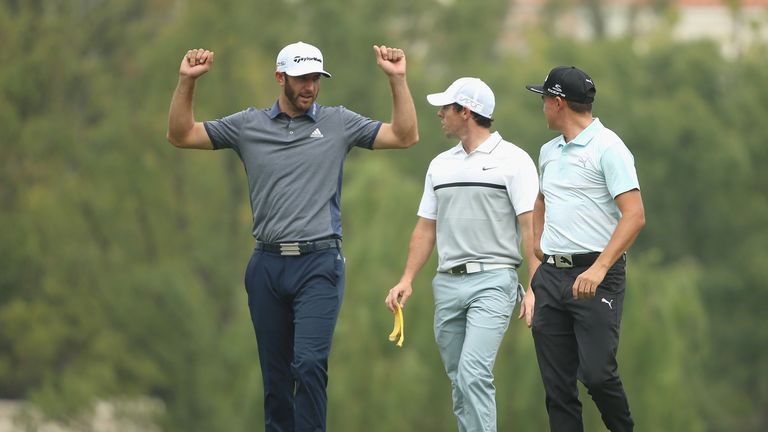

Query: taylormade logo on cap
[
  {"left": 292, "top": 56, "right": 322, "bottom": 64},
  {"left": 426, "top": 77, "right": 495, "bottom": 119},
  {"left": 276, "top": 41, "right": 331, "bottom": 78}
]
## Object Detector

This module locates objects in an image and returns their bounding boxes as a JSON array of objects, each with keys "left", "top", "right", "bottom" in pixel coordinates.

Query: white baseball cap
[
  {"left": 275, "top": 41, "right": 331, "bottom": 78},
  {"left": 426, "top": 77, "right": 495, "bottom": 119}
]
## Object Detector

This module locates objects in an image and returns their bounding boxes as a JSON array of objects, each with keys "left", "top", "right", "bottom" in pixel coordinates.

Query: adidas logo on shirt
[{"left": 310, "top": 128, "right": 324, "bottom": 138}]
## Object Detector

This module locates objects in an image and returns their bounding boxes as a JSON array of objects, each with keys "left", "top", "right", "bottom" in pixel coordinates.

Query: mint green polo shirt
[{"left": 538, "top": 118, "right": 639, "bottom": 255}]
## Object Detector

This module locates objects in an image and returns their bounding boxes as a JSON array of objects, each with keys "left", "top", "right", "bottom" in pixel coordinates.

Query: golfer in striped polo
[{"left": 386, "top": 77, "right": 539, "bottom": 432}]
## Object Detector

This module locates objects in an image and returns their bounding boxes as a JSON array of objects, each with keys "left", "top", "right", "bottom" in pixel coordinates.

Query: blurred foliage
[{"left": 1, "top": 0, "right": 767, "bottom": 430}]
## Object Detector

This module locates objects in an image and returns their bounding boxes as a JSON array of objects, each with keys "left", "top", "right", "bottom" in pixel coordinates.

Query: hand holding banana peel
[
  {"left": 385, "top": 281, "right": 411, "bottom": 347},
  {"left": 388, "top": 303, "right": 405, "bottom": 347}
]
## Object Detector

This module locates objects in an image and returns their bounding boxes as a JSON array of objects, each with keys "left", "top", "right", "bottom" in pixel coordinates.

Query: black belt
[
  {"left": 255, "top": 239, "right": 341, "bottom": 256},
  {"left": 543, "top": 252, "right": 602, "bottom": 268},
  {"left": 543, "top": 252, "right": 626, "bottom": 268}
]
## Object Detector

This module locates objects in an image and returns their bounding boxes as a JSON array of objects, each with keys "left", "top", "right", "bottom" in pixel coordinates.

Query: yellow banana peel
[{"left": 388, "top": 303, "right": 405, "bottom": 347}]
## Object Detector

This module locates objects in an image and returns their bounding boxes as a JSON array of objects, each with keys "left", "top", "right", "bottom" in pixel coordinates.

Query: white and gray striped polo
[{"left": 418, "top": 132, "right": 539, "bottom": 272}]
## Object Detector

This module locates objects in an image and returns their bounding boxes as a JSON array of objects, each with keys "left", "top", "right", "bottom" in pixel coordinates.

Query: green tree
[{"left": 1, "top": 0, "right": 767, "bottom": 430}]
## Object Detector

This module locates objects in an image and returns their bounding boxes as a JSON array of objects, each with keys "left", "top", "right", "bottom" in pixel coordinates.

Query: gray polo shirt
[{"left": 204, "top": 101, "right": 381, "bottom": 242}]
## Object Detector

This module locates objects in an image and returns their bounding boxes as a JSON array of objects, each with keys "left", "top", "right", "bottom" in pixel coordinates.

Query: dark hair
[
  {"left": 451, "top": 103, "right": 493, "bottom": 128},
  {"left": 565, "top": 100, "right": 593, "bottom": 114}
]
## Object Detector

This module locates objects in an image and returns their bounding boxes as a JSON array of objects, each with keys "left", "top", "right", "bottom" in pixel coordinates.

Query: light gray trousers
[{"left": 433, "top": 268, "right": 522, "bottom": 432}]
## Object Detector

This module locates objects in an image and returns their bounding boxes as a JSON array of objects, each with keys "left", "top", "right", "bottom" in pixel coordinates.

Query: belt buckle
[
  {"left": 279, "top": 242, "right": 301, "bottom": 256},
  {"left": 554, "top": 254, "right": 574, "bottom": 268},
  {"left": 451, "top": 264, "right": 467, "bottom": 275}
]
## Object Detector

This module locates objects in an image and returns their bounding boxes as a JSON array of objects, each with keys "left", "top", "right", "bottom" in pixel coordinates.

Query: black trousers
[{"left": 531, "top": 259, "right": 634, "bottom": 432}]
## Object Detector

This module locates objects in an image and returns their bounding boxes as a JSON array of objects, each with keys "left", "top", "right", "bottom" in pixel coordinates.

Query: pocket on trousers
[
  {"left": 595, "top": 292, "right": 619, "bottom": 324},
  {"left": 530, "top": 265, "right": 543, "bottom": 293},
  {"left": 501, "top": 269, "right": 521, "bottom": 306},
  {"left": 243, "top": 251, "right": 259, "bottom": 293},
  {"left": 599, "top": 261, "right": 626, "bottom": 295},
  {"left": 331, "top": 250, "right": 345, "bottom": 287}
]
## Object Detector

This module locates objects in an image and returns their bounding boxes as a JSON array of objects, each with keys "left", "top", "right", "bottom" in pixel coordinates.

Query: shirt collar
[
  {"left": 267, "top": 100, "right": 320, "bottom": 122},
  {"left": 558, "top": 117, "right": 603, "bottom": 147},
  {"left": 450, "top": 131, "right": 502, "bottom": 155},
  {"left": 449, "top": 143, "right": 465, "bottom": 154},
  {"left": 475, "top": 131, "right": 502, "bottom": 153}
]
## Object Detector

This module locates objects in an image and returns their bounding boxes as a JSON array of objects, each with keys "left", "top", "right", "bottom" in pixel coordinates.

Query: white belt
[{"left": 446, "top": 262, "right": 515, "bottom": 275}]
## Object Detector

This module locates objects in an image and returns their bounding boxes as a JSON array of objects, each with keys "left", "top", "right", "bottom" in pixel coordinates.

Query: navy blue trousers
[
  {"left": 244, "top": 247, "right": 345, "bottom": 432},
  {"left": 531, "top": 259, "right": 634, "bottom": 432}
]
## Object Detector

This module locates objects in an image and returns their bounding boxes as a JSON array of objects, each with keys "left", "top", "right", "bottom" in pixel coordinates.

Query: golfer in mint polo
[
  {"left": 386, "top": 77, "right": 539, "bottom": 432},
  {"left": 526, "top": 66, "right": 646, "bottom": 432},
  {"left": 166, "top": 41, "right": 419, "bottom": 431}
]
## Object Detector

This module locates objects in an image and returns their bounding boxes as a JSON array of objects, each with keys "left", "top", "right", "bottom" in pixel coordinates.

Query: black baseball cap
[{"left": 526, "top": 66, "right": 596, "bottom": 104}]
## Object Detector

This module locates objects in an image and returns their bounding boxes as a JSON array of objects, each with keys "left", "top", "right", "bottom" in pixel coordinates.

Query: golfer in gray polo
[{"left": 167, "top": 41, "right": 418, "bottom": 432}]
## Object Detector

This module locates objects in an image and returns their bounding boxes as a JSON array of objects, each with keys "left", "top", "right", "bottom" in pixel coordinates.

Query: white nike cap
[
  {"left": 426, "top": 77, "right": 495, "bottom": 119},
  {"left": 275, "top": 41, "right": 331, "bottom": 78}
]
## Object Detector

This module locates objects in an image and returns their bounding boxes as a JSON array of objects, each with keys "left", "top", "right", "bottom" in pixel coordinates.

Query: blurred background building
[{"left": 501, "top": 0, "right": 768, "bottom": 57}]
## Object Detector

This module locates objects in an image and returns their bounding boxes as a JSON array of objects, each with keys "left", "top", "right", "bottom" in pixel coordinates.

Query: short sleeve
[
  {"left": 203, "top": 109, "right": 250, "bottom": 151},
  {"left": 601, "top": 142, "right": 640, "bottom": 198},
  {"left": 416, "top": 164, "right": 438, "bottom": 220},
  {"left": 340, "top": 106, "right": 382, "bottom": 151},
  {"left": 507, "top": 152, "right": 539, "bottom": 215},
  {"left": 537, "top": 141, "right": 557, "bottom": 193}
]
